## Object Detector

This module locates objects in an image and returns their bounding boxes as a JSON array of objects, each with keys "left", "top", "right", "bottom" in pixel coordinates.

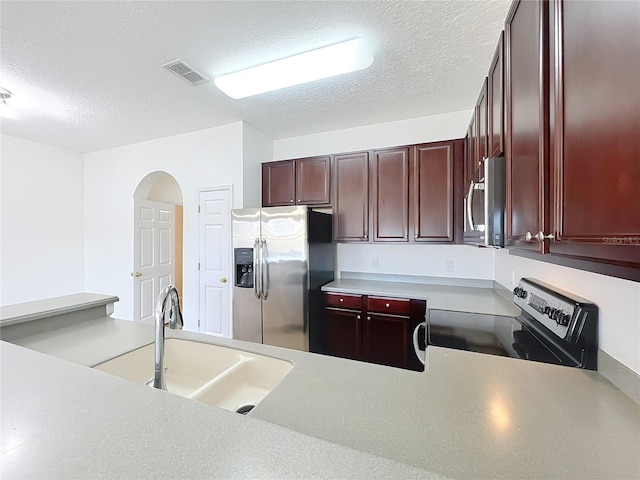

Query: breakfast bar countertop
[{"left": 3, "top": 313, "right": 639, "bottom": 480}]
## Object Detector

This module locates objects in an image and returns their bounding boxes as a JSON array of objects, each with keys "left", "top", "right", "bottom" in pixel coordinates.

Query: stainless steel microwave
[{"left": 463, "top": 156, "right": 506, "bottom": 247}]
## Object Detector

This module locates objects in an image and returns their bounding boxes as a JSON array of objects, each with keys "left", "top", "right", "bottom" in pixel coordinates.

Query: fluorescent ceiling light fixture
[{"left": 214, "top": 38, "right": 373, "bottom": 99}]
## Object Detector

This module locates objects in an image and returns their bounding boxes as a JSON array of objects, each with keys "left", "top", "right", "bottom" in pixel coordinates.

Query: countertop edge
[{"left": 0, "top": 293, "right": 120, "bottom": 327}]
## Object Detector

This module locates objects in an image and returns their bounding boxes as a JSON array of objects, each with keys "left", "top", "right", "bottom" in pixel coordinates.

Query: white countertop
[
  {"left": 3, "top": 316, "right": 639, "bottom": 479},
  {"left": 322, "top": 278, "right": 521, "bottom": 316},
  {"left": 1, "top": 340, "right": 441, "bottom": 480},
  {"left": 0, "top": 293, "right": 118, "bottom": 326}
]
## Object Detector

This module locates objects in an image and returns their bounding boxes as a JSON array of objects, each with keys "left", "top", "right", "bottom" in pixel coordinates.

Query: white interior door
[
  {"left": 133, "top": 200, "right": 175, "bottom": 323},
  {"left": 198, "top": 187, "right": 231, "bottom": 337}
]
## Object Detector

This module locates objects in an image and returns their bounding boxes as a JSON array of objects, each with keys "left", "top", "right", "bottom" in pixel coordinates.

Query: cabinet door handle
[
  {"left": 535, "top": 231, "right": 554, "bottom": 242},
  {"left": 339, "top": 298, "right": 344, "bottom": 303},
  {"left": 367, "top": 316, "right": 371, "bottom": 321},
  {"left": 385, "top": 303, "right": 390, "bottom": 308},
  {"left": 297, "top": 199, "right": 301, "bottom": 202},
  {"left": 290, "top": 199, "right": 294, "bottom": 203},
  {"left": 356, "top": 315, "right": 361, "bottom": 320},
  {"left": 526, "top": 231, "right": 554, "bottom": 242}
]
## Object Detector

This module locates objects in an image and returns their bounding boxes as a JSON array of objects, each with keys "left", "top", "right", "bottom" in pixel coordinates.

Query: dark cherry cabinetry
[
  {"left": 413, "top": 141, "right": 462, "bottom": 243},
  {"left": 464, "top": 79, "right": 488, "bottom": 188},
  {"left": 488, "top": 32, "right": 504, "bottom": 158},
  {"left": 295, "top": 156, "right": 331, "bottom": 205},
  {"left": 504, "top": 0, "right": 549, "bottom": 254},
  {"left": 262, "top": 156, "right": 330, "bottom": 207},
  {"left": 372, "top": 147, "right": 410, "bottom": 242},
  {"left": 325, "top": 307, "right": 362, "bottom": 361},
  {"left": 262, "top": 161, "right": 295, "bottom": 207},
  {"left": 333, "top": 140, "right": 462, "bottom": 244},
  {"left": 333, "top": 152, "right": 370, "bottom": 242},
  {"left": 547, "top": 0, "right": 640, "bottom": 271},
  {"left": 476, "top": 77, "right": 489, "bottom": 171},
  {"left": 322, "top": 292, "right": 425, "bottom": 371}
]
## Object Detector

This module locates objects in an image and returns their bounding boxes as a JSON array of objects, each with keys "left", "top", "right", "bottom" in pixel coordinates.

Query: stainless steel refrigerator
[{"left": 232, "top": 206, "right": 334, "bottom": 352}]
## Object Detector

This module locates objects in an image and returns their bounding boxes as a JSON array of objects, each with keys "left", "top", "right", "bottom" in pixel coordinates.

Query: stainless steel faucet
[{"left": 153, "top": 285, "right": 183, "bottom": 390}]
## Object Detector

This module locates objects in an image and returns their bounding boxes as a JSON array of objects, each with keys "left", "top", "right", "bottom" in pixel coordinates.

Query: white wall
[
  {"left": 495, "top": 249, "right": 640, "bottom": 374},
  {"left": 272, "top": 109, "right": 472, "bottom": 160},
  {"left": 83, "top": 123, "right": 244, "bottom": 327},
  {"left": 242, "top": 122, "right": 272, "bottom": 208},
  {"left": 338, "top": 244, "right": 495, "bottom": 279},
  {"left": 0, "top": 135, "right": 85, "bottom": 305}
]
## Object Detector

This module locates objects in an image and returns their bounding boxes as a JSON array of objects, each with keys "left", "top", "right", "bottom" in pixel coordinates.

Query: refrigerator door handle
[
  {"left": 260, "top": 238, "right": 269, "bottom": 300},
  {"left": 253, "top": 237, "right": 261, "bottom": 299}
]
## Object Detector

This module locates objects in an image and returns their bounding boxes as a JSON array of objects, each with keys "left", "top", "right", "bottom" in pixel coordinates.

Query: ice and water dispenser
[{"left": 234, "top": 248, "right": 254, "bottom": 288}]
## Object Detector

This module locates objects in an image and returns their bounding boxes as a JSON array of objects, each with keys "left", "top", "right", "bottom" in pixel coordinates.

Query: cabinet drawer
[
  {"left": 367, "top": 296, "right": 411, "bottom": 315},
  {"left": 324, "top": 293, "right": 362, "bottom": 310}
]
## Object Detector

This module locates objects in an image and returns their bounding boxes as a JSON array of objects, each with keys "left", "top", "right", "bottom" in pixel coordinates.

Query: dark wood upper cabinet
[
  {"left": 333, "top": 152, "right": 369, "bottom": 242},
  {"left": 476, "top": 77, "right": 489, "bottom": 170},
  {"left": 262, "top": 161, "right": 295, "bottom": 206},
  {"left": 464, "top": 127, "right": 472, "bottom": 189},
  {"left": 465, "top": 116, "right": 477, "bottom": 187},
  {"left": 548, "top": 0, "right": 640, "bottom": 269},
  {"left": 488, "top": 31, "right": 505, "bottom": 158},
  {"left": 505, "top": 0, "right": 549, "bottom": 253},
  {"left": 263, "top": 157, "right": 330, "bottom": 207},
  {"left": 295, "top": 156, "right": 330, "bottom": 205},
  {"left": 413, "top": 142, "right": 458, "bottom": 243},
  {"left": 372, "top": 147, "right": 409, "bottom": 242}
]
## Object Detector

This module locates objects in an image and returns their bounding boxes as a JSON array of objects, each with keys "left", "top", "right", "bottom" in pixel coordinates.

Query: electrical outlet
[
  {"left": 371, "top": 256, "right": 379, "bottom": 268},
  {"left": 444, "top": 259, "right": 454, "bottom": 273}
]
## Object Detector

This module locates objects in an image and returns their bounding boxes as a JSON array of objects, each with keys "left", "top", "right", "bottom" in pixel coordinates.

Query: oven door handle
[{"left": 413, "top": 322, "right": 426, "bottom": 366}]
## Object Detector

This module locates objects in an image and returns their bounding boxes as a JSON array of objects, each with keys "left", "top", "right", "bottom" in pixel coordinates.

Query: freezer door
[
  {"left": 232, "top": 208, "right": 262, "bottom": 344},
  {"left": 261, "top": 206, "right": 309, "bottom": 351}
]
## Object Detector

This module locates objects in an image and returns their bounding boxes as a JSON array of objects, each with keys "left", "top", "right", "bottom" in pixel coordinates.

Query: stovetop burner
[{"left": 426, "top": 278, "right": 599, "bottom": 370}]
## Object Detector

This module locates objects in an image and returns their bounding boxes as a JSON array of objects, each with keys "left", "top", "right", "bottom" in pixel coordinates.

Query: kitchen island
[{"left": 2, "top": 299, "right": 639, "bottom": 479}]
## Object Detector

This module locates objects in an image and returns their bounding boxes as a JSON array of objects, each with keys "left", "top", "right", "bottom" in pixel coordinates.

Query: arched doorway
[{"left": 132, "top": 172, "right": 184, "bottom": 323}]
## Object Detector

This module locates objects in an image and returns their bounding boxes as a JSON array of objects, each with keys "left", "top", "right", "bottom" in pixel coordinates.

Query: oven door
[
  {"left": 463, "top": 180, "right": 486, "bottom": 245},
  {"left": 412, "top": 309, "right": 518, "bottom": 366},
  {"left": 427, "top": 309, "right": 521, "bottom": 357}
]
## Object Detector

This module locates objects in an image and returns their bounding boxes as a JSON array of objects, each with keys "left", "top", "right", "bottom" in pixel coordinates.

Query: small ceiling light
[
  {"left": 214, "top": 38, "right": 373, "bottom": 99},
  {"left": 0, "top": 87, "right": 14, "bottom": 118}
]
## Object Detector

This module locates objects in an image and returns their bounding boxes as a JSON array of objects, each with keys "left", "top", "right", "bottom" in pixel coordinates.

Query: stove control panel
[
  {"left": 512, "top": 278, "right": 599, "bottom": 370},
  {"left": 513, "top": 279, "right": 578, "bottom": 339}
]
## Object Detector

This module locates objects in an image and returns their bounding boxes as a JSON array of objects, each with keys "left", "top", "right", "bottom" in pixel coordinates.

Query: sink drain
[{"left": 235, "top": 403, "right": 256, "bottom": 415}]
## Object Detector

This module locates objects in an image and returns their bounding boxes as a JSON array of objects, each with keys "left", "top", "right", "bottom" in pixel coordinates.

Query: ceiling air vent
[{"left": 162, "top": 59, "right": 209, "bottom": 85}]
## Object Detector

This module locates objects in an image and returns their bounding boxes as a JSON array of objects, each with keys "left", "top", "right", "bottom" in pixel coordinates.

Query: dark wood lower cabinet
[
  {"left": 325, "top": 308, "right": 362, "bottom": 361},
  {"left": 364, "top": 314, "right": 410, "bottom": 369},
  {"left": 322, "top": 293, "right": 425, "bottom": 371}
]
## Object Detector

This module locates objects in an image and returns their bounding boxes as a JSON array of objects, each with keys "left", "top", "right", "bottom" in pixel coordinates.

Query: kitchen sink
[{"left": 93, "top": 338, "right": 293, "bottom": 411}]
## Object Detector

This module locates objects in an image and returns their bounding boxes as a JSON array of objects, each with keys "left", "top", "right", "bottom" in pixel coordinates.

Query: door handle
[
  {"left": 131, "top": 272, "right": 142, "bottom": 277},
  {"left": 260, "top": 238, "right": 269, "bottom": 300},
  {"left": 219, "top": 277, "right": 228, "bottom": 283},
  {"left": 467, "top": 181, "right": 476, "bottom": 231},
  {"left": 413, "top": 322, "right": 426, "bottom": 366},
  {"left": 535, "top": 231, "right": 554, "bottom": 242},
  {"left": 253, "top": 237, "right": 260, "bottom": 299}
]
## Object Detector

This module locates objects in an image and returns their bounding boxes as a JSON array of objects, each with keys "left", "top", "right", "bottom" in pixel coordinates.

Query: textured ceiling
[{"left": 0, "top": 1, "right": 511, "bottom": 153}]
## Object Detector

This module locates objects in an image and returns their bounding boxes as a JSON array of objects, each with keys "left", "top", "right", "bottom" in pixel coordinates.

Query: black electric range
[{"left": 422, "top": 278, "right": 599, "bottom": 370}]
